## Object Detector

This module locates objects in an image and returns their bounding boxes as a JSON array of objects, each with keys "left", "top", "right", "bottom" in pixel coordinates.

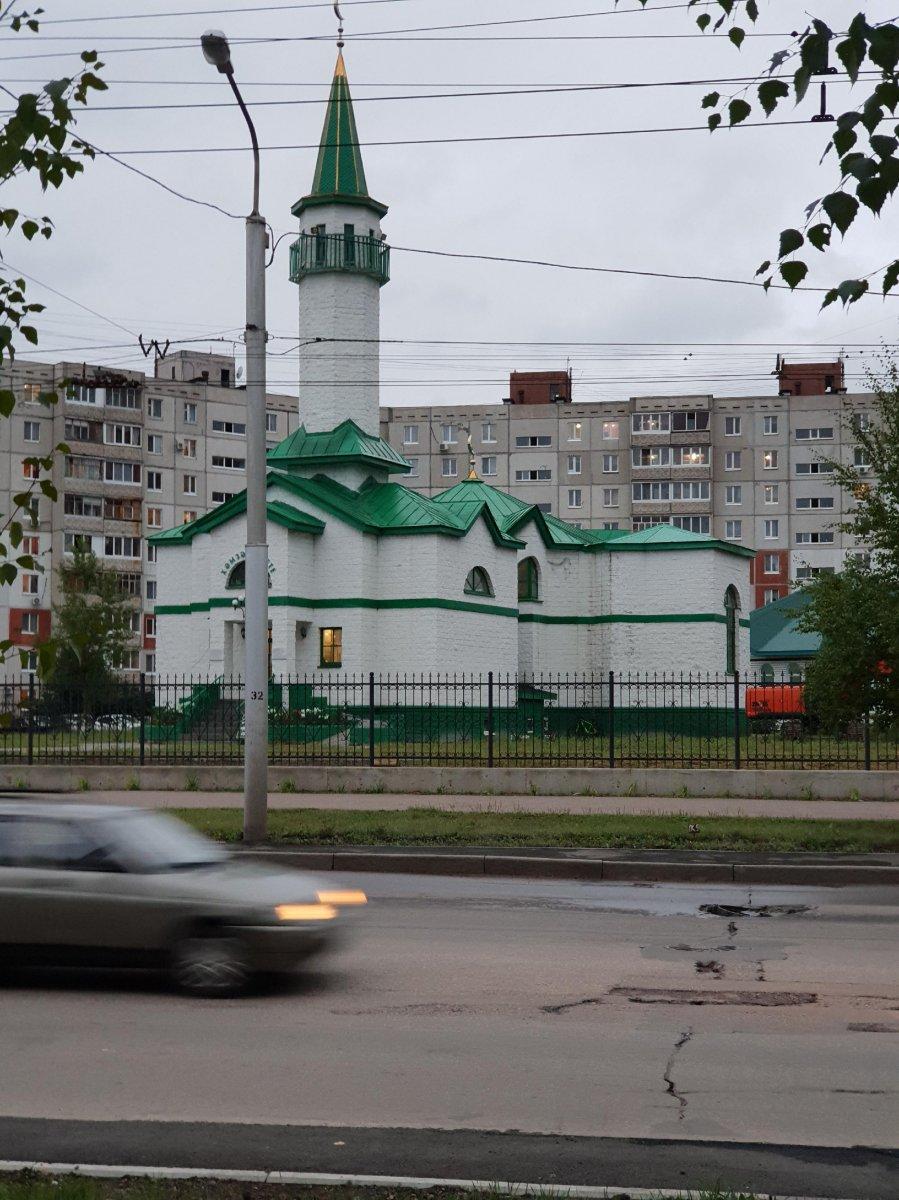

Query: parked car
[{"left": 0, "top": 804, "right": 365, "bottom": 995}]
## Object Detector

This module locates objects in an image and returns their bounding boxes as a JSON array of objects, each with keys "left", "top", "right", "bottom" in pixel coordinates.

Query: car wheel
[{"left": 171, "top": 931, "right": 250, "bottom": 997}]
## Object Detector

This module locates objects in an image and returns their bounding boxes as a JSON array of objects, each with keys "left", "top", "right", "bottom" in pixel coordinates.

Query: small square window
[
  {"left": 147, "top": 434, "right": 163, "bottom": 455},
  {"left": 567, "top": 454, "right": 582, "bottom": 474},
  {"left": 567, "top": 488, "right": 583, "bottom": 508},
  {"left": 182, "top": 438, "right": 197, "bottom": 459},
  {"left": 763, "top": 449, "right": 779, "bottom": 470},
  {"left": 763, "top": 415, "right": 779, "bottom": 435},
  {"left": 602, "top": 487, "right": 619, "bottom": 507},
  {"left": 266, "top": 411, "right": 278, "bottom": 434},
  {"left": 763, "top": 553, "right": 780, "bottom": 574},
  {"left": 762, "top": 587, "right": 781, "bottom": 605},
  {"left": 146, "top": 580, "right": 157, "bottom": 601},
  {"left": 725, "top": 485, "right": 742, "bottom": 505},
  {"left": 441, "top": 457, "right": 457, "bottom": 478},
  {"left": 568, "top": 420, "right": 583, "bottom": 441},
  {"left": 146, "top": 507, "right": 162, "bottom": 528},
  {"left": 725, "top": 519, "right": 742, "bottom": 540},
  {"left": 320, "top": 626, "right": 342, "bottom": 667},
  {"left": 183, "top": 510, "right": 197, "bottom": 524},
  {"left": 440, "top": 424, "right": 456, "bottom": 444},
  {"left": 183, "top": 474, "right": 197, "bottom": 495},
  {"left": 146, "top": 470, "right": 162, "bottom": 492},
  {"left": 183, "top": 402, "right": 197, "bottom": 423},
  {"left": 724, "top": 416, "right": 741, "bottom": 436},
  {"left": 405, "top": 457, "right": 419, "bottom": 476},
  {"left": 724, "top": 451, "right": 742, "bottom": 470},
  {"left": 602, "top": 453, "right": 619, "bottom": 473},
  {"left": 23, "top": 420, "right": 40, "bottom": 442},
  {"left": 147, "top": 397, "right": 163, "bottom": 419},
  {"left": 481, "top": 456, "right": 497, "bottom": 476},
  {"left": 481, "top": 421, "right": 496, "bottom": 443},
  {"left": 601, "top": 421, "right": 618, "bottom": 440},
  {"left": 403, "top": 424, "right": 419, "bottom": 445},
  {"left": 147, "top": 544, "right": 158, "bottom": 563},
  {"left": 764, "top": 519, "right": 779, "bottom": 539},
  {"left": 764, "top": 484, "right": 779, "bottom": 504}
]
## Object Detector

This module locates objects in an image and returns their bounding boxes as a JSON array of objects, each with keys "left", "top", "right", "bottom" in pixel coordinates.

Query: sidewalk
[{"left": 50, "top": 788, "right": 899, "bottom": 822}]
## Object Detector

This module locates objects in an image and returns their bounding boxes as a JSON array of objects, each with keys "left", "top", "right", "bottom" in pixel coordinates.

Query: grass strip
[
  {"left": 172, "top": 807, "right": 899, "bottom": 854},
  {"left": 0, "top": 1177, "right": 761, "bottom": 1200}
]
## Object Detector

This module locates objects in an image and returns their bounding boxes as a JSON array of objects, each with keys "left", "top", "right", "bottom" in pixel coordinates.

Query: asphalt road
[{"left": 1, "top": 875, "right": 897, "bottom": 1198}]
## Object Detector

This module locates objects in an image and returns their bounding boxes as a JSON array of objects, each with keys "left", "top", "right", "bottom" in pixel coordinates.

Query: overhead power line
[{"left": 40, "top": 0, "right": 434, "bottom": 23}]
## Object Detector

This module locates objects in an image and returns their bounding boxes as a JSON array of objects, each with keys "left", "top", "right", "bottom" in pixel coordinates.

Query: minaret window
[
  {"left": 312, "top": 224, "right": 327, "bottom": 265},
  {"left": 344, "top": 223, "right": 356, "bottom": 266}
]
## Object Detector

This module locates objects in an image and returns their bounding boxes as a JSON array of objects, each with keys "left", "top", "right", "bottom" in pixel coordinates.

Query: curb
[
  {"left": 0, "top": 1160, "right": 858, "bottom": 1200},
  {"left": 241, "top": 847, "right": 899, "bottom": 887}
]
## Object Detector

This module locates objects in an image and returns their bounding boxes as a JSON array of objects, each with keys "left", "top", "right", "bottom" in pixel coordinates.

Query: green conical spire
[{"left": 292, "top": 50, "right": 388, "bottom": 219}]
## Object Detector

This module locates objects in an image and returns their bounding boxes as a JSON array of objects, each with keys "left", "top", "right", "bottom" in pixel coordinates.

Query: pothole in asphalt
[
  {"left": 700, "top": 903, "right": 812, "bottom": 918},
  {"left": 611, "top": 986, "right": 817, "bottom": 1006}
]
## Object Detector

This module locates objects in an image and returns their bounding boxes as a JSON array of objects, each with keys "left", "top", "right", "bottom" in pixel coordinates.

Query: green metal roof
[
  {"left": 291, "top": 51, "right": 387, "bottom": 219},
  {"left": 267, "top": 418, "right": 411, "bottom": 475},
  {"left": 148, "top": 495, "right": 325, "bottom": 546},
  {"left": 607, "top": 523, "right": 757, "bottom": 559},
  {"left": 749, "top": 590, "right": 820, "bottom": 660}
]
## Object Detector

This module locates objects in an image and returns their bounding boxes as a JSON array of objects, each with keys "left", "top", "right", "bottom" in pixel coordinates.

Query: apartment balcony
[{"left": 289, "top": 232, "right": 390, "bottom": 286}]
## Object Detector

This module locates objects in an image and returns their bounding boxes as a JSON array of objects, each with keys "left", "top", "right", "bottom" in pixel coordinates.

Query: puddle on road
[
  {"left": 700, "top": 903, "right": 812, "bottom": 918},
  {"left": 610, "top": 985, "right": 817, "bottom": 1006}
]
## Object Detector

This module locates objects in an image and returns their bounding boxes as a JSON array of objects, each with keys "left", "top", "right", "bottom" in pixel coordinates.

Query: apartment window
[
  {"left": 724, "top": 416, "right": 741, "bottom": 436},
  {"left": 146, "top": 434, "right": 163, "bottom": 455},
  {"left": 796, "top": 427, "right": 834, "bottom": 441},
  {"left": 855, "top": 413, "right": 871, "bottom": 431},
  {"left": 762, "top": 587, "right": 782, "bottom": 605},
  {"left": 106, "top": 387, "right": 139, "bottom": 410},
  {"left": 569, "top": 420, "right": 584, "bottom": 441},
  {"left": 725, "top": 520, "right": 742, "bottom": 540},
  {"left": 64, "top": 419, "right": 93, "bottom": 443},
  {"left": 515, "top": 468, "right": 552, "bottom": 482},
  {"left": 106, "top": 498, "right": 140, "bottom": 522},
  {"left": 183, "top": 511, "right": 197, "bottom": 524},
  {"left": 796, "top": 531, "right": 834, "bottom": 544},
  {"left": 795, "top": 496, "right": 833, "bottom": 510},
  {"left": 632, "top": 446, "right": 668, "bottom": 468},
  {"left": 632, "top": 482, "right": 669, "bottom": 502},
  {"left": 147, "top": 544, "right": 157, "bottom": 563},
  {"left": 725, "top": 485, "right": 742, "bottom": 505},
  {"left": 22, "top": 459, "right": 39, "bottom": 480},
  {"left": 64, "top": 532, "right": 93, "bottom": 554},
  {"left": 441, "top": 457, "right": 457, "bottom": 478},
  {"left": 763, "top": 450, "right": 779, "bottom": 470},
  {"left": 515, "top": 435, "right": 552, "bottom": 448},
  {"left": 404, "top": 458, "right": 420, "bottom": 477},
  {"left": 481, "top": 421, "right": 496, "bottom": 443},
  {"left": 146, "top": 470, "right": 162, "bottom": 492},
  {"left": 796, "top": 461, "right": 831, "bottom": 475},
  {"left": 402, "top": 424, "right": 419, "bottom": 445},
  {"left": 145, "top": 652, "right": 157, "bottom": 675},
  {"left": 183, "top": 402, "right": 197, "bottom": 423},
  {"left": 632, "top": 412, "right": 670, "bottom": 433},
  {"left": 22, "top": 573, "right": 39, "bottom": 595},
  {"left": 104, "top": 536, "right": 141, "bottom": 559},
  {"left": 671, "top": 481, "right": 709, "bottom": 501},
  {"left": 104, "top": 461, "right": 141, "bottom": 485},
  {"left": 724, "top": 451, "right": 742, "bottom": 471},
  {"left": 147, "top": 397, "right": 163, "bottom": 419},
  {"left": 853, "top": 448, "right": 871, "bottom": 469},
  {"left": 671, "top": 516, "right": 710, "bottom": 534},
  {"left": 211, "top": 490, "right": 236, "bottom": 504},
  {"left": 115, "top": 649, "right": 140, "bottom": 672},
  {"left": 602, "top": 522, "right": 620, "bottom": 530},
  {"left": 146, "top": 507, "right": 162, "bottom": 528},
  {"left": 64, "top": 494, "right": 102, "bottom": 518},
  {"left": 211, "top": 455, "right": 246, "bottom": 471},
  {"left": 20, "top": 611, "right": 39, "bottom": 635},
  {"left": 796, "top": 565, "right": 834, "bottom": 580},
  {"left": 764, "top": 484, "right": 780, "bottom": 504},
  {"left": 23, "top": 420, "right": 40, "bottom": 442},
  {"left": 440, "top": 424, "right": 457, "bottom": 444},
  {"left": 567, "top": 454, "right": 582, "bottom": 474},
  {"left": 22, "top": 536, "right": 38, "bottom": 557},
  {"left": 25, "top": 497, "right": 40, "bottom": 524},
  {"left": 763, "top": 414, "right": 779, "bottom": 435},
  {"left": 603, "top": 487, "right": 619, "bottom": 507},
  {"left": 602, "top": 453, "right": 619, "bottom": 473},
  {"left": 146, "top": 580, "right": 157, "bottom": 602},
  {"left": 763, "top": 553, "right": 781, "bottom": 575},
  {"left": 181, "top": 438, "right": 197, "bottom": 459},
  {"left": 481, "top": 456, "right": 497, "bottom": 476},
  {"left": 68, "top": 383, "right": 98, "bottom": 405},
  {"left": 764, "top": 519, "right": 779, "bottom": 539},
  {"left": 145, "top": 615, "right": 157, "bottom": 638},
  {"left": 320, "top": 626, "right": 342, "bottom": 667},
  {"left": 117, "top": 573, "right": 141, "bottom": 596},
  {"left": 672, "top": 410, "right": 709, "bottom": 432},
  {"left": 21, "top": 383, "right": 42, "bottom": 404},
  {"left": 600, "top": 420, "right": 618, "bottom": 440},
  {"left": 568, "top": 489, "right": 583, "bottom": 509},
  {"left": 536, "top": 503, "right": 552, "bottom": 514},
  {"left": 211, "top": 419, "right": 246, "bottom": 436},
  {"left": 266, "top": 411, "right": 278, "bottom": 434},
  {"left": 103, "top": 423, "right": 141, "bottom": 447},
  {"left": 183, "top": 474, "right": 197, "bottom": 495}
]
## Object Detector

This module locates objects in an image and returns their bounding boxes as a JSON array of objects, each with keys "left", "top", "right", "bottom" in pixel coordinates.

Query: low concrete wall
[{"left": 2, "top": 763, "right": 897, "bottom": 801}]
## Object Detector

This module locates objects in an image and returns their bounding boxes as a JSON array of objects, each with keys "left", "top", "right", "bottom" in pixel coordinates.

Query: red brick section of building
[
  {"left": 776, "top": 356, "right": 845, "bottom": 396},
  {"left": 7, "top": 608, "right": 51, "bottom": 645},
  {"left": 750, "top": 549, "right": 790, "bottom": 610},
  {"left": 506, "top": 370, "right": 572, "bottom": 405}
]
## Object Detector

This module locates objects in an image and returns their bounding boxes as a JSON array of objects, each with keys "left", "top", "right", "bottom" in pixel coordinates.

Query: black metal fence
[{"left": 0, "top": 672, "right": 896, "bottom": 770}]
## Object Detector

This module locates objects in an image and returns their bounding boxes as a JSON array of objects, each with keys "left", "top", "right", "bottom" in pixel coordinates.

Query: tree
[
  {"left": 40, "top": 545, "right": 135, "bottom": 722},
  {"left": 629, "top": 2, "right": 899, "bottom": 306},
  {"left": 0, "top": 6, "right": 106, "bottom": 665}
]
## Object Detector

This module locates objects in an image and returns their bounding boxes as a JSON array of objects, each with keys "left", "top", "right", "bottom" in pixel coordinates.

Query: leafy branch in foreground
[{"left": 626, "top": 2, "right": 899, "bottom": 306}]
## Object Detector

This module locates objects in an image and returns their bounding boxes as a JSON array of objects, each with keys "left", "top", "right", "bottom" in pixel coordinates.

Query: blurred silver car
[{"left": 0, "top": 803, "right": 365, "bottom": 995}]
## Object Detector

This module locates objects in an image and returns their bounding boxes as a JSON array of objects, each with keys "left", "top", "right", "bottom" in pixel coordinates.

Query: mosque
[{"left": 151, "top": 48, "right": 752, "bottom": 685}]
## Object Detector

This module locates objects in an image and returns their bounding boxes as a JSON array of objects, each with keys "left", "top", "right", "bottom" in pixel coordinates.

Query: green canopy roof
[
  {"left": 607, "top": 522, "right": 756, "bottom": 559},
  {"left": 749, "top": 590, "right": 820, "bottom": 660},
  {"left": 148, "top": 496, "right": 325, "bottom": 546},
  {"left": 267, "top": 418, "right": 411, "bottom": 475},
  {"left": 292, "top": 50, "right": 387, "bottom": 219}
]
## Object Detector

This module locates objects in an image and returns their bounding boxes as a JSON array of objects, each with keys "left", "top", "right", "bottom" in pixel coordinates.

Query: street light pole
[{"left": 202, "top": 30, "right": 269, "bottom": 843}]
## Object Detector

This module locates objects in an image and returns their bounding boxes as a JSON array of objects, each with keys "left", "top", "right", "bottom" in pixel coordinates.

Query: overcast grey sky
[{"left": 5, "top": 0, "right": 899, "bottom": 406}]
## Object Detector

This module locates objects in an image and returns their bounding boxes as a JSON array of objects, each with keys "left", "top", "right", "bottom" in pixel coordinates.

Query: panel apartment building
[
  {"left": 0, "top": 351, "right": 299, "bottom": 681},
  {"left": 380, "top": 361, "right": 874, "bottom": 610}
]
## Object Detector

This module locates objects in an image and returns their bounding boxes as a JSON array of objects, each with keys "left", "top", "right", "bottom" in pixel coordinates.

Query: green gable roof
[
  {"left": 607, "top": 522, "right": 756, "bottom": 559},
  {"left": 148, "top": 495, "right": 325, "bottom": 546},
  {"left": 267, "top": 418, "right": 411, "bottom": 475},
  {"left": 750, "top": 590, "right": 820, "bottom": 660},
  {"left": 292, "top": 50, "right": 387, "bottom": 219}
]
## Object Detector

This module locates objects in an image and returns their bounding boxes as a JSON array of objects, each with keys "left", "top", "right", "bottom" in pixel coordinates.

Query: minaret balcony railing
[{"left": 289, "top": 232, "right": 390, "bottom": 286}]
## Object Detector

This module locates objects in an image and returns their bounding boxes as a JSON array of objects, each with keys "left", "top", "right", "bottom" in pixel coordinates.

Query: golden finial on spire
[{"left": 466, "top": 433, "right": 479, "bottom": 479}]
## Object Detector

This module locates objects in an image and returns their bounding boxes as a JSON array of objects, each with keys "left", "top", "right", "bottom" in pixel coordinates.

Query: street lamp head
[{"left": 201, "top": 29, "right": 233, "bottom": 74}]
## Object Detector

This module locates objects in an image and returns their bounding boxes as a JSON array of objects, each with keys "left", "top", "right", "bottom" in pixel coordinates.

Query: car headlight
[
  {"left": 316, "top": 890, "right": 367, "bottom": 907},
  {"left": 274, "top": 903, "right": 338, "bottom": 922}
]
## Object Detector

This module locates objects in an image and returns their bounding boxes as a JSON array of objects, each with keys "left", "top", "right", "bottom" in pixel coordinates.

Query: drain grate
[
  {"left": 700, "top": 903, "right": 811, "bottom": 918},
  {"left": 611, "top": 986, "right": 817, "bottom": 1006}
]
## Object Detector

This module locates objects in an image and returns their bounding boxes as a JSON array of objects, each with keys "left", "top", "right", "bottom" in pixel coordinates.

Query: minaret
[{"left": 289, "top": 45, "right": 389, "bottom": 437}]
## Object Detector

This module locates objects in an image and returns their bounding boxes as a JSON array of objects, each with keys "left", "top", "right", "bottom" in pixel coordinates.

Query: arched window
[
  {"left": 464, "top": 566, "right": 494, "bottom": 597},
  {"left": 226, "top": 560, "right": 246, "bottom": 590},
  {"left": 788, "top": 660, "right": 803, "bottom": 683},
  {"left": 724, "top": 584, "right": 741, "bottom": 675},
  {"left": 760, "top": 663, "right": 775, "bottom": 684},
  {"left": 518, "top": 556, "right": 540, "bottom": 602}
]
